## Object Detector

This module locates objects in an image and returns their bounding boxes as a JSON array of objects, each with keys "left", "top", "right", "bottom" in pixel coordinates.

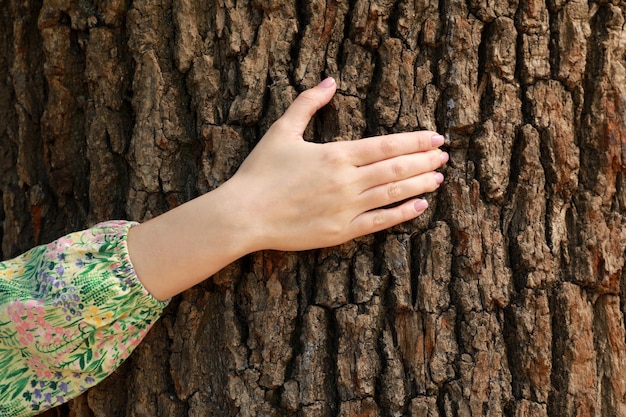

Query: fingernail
[
  {"left": 414, "top": 199, "right": 429, "bottom": 212},
  {"left": 431, "top": 134, "right": 445, "bottom": 147},
  {"left": 440, "top": 151, "right": 449, "bottom": 164},
  {"left": 318, "top": 77, "right": 336, "bottom": 88},
  {"left": 435, "top": 172, "right": 444, "bottom": 184}
]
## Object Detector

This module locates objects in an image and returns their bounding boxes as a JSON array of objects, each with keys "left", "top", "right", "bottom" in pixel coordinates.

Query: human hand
[
  {"left": 129, "top": 77, "right": 447, "bottom": 300},
  {"left": 224, "top": 77, "right": 448, "bottom": 252}
]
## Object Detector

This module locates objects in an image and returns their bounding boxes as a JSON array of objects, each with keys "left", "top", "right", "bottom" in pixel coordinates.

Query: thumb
[{"left": 278, "top": 77, "right": 337, "bottom": 135}]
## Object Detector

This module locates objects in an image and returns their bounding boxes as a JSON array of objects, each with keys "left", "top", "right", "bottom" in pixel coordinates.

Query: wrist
[{"left": 127, "top": 181, "right": 260, "bottom": 300}]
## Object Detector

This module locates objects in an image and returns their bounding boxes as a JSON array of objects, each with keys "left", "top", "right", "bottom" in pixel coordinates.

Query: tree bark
[{"left": 1, "top": 1, "right": 625, "bottom": 416}]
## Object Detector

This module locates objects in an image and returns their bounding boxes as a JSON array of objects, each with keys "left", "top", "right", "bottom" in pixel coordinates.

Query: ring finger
[{"left": 357, "top": 149, "right": 447, "bottom": 190}]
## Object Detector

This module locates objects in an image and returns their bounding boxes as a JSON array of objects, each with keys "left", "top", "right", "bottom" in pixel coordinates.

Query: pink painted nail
[
  {"left": 414, "top": 199, "right": 429, "bottom": 212},
  {"left": 435, "top": 172, "right": 445, "bottom": 184},
  {"left": 318, "top": 77, "right": 336, "bottom": 88},
  {"left": 431, "top": 134, "right": 445, "bottom": 147},
  {"left": 440, "top": 152, "right": 449, "bottom": 164}
]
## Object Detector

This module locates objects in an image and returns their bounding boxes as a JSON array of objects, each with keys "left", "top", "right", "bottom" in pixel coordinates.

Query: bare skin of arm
[{"left": 126, "top": 78, "right": 448, "bottom": 301}]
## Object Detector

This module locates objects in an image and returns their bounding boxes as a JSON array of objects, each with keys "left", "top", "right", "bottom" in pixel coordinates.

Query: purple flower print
[
  {"left": 0, "top": 221, "right": 167, "bottom": 414},
  {"left": 122, "top": 276, "right": 135, "bottom": 287}
]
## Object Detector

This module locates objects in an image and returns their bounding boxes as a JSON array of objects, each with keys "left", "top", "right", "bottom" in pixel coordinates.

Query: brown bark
[{"left": 1, "top": 1, "right": 625, "bottom": 416}]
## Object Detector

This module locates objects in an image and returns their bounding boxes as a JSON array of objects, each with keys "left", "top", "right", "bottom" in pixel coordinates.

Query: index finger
[{"left": 346, "top": 131, "right": 444, "bottom": 167}]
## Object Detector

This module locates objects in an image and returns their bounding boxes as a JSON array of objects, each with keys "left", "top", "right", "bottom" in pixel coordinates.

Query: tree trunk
[{"left": 1, "top": 1, "right": 625, "bottom": 416}]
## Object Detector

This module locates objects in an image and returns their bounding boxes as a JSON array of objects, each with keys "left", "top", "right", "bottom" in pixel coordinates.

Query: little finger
[{"left": 350, "top": 198, "right": 430, "bottom": 237}]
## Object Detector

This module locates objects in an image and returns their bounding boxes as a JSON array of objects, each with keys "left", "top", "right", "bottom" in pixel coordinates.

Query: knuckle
[
  {"left": 380, "top": 137, "right": 398, "bottom": 158},
  {"left": 323, "top": 146, "right": 350, "bottom": 166},
  {"left": 371, "top": 211, "right": 386, "bottom": 228},
  {"left": 391, "top": 161, "right": 406, "bottom": 178},
  {"left": 386, "top": 182, "right": 402, "bottom": 199},
  {"left": 323, "top": 220, "right": 344, "bottom": 240}
]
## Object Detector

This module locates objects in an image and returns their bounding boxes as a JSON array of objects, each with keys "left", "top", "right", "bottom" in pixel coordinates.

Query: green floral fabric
[{"left": 0, "top": 221, "right": 169, "bottom": 416}]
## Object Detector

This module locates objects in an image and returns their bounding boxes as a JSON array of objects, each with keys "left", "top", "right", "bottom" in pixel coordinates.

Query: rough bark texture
[{"left": 1, "top": 1, "right": 625, "bottom": 416}]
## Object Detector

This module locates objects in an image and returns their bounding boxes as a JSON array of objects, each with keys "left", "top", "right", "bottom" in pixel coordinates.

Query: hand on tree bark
[
  {"left": 127, "top": 77, "right": 448, "bottom": 300},
  {"left": 230, "top": 77, "right": 447, "bottom": 251}
]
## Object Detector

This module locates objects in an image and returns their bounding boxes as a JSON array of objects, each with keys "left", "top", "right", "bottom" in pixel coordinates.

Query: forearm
[{"left": 127, "top": 179, "right": 256, "bottom": 301}]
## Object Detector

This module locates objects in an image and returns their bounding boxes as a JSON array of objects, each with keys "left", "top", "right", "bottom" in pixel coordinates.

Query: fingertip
[
  {"left": 318, "top": 77, "right": 336, "bottom": 88},
  {"left": 431, "top": 134, "right": 445, "bottom": 147},
  {"left": 414, "top": 198, "right": 429, "bottom": 213},
  {"left": 279, "top": 78, "right": 337, "bottom": 134},
  {"left": 314, "top": 77, "right": 337, "bottom": 102}
]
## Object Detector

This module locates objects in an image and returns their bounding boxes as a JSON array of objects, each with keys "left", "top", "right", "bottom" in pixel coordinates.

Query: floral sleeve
[{"left": 0, "top": 221, "right": 169, "bottom": 417}]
